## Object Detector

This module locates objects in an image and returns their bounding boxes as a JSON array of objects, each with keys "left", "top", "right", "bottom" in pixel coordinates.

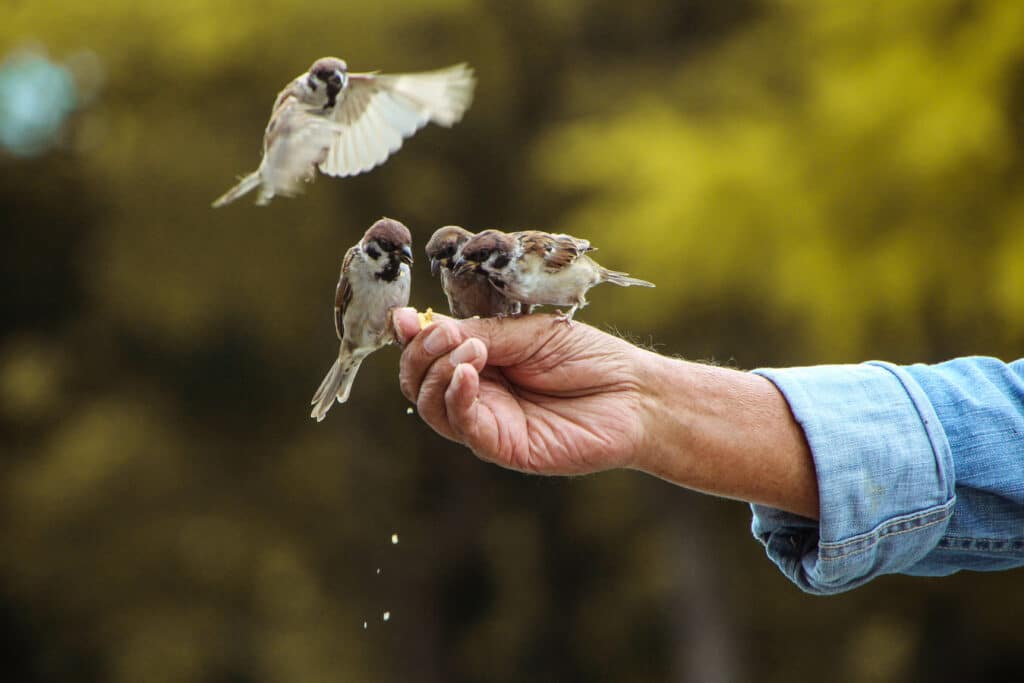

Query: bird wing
[
  {"left": 318, "top": 63, "right": 475, "bottom": 177},
  {"left": 519, "top": 232, "right": 593, "bottom": 272},
  {"left": 334, "top": 246, "right": 357, "bottom": 341}
]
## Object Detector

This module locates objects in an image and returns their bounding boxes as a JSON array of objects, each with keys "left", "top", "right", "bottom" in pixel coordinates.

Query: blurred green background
[{"left": 2, "top": 1, "right": 1023, "bottom": 681}]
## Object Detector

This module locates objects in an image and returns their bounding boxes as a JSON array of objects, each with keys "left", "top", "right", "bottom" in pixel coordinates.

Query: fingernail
[
  {"left": 422, "top": 324, "right": 454, "bottom": 355},
  {"left": 393, "top": 313, "right": 409, "bottom": 346},
  {"left": 450, "top": 363, "right": 466, "bottom": 391},
  {"left": 450, "top": 339, "right": 480, "bottom": 366}
]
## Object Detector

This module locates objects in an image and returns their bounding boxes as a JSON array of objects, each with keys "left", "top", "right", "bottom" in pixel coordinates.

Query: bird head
[
  {"left": 425, "top": 225, "right": 473, "bottom": 277},
  {"left": 306, "top": 57, "right": 348, "bottom": 107},
  {"left": 362, "top": 217, "right": 414, "bottom": 270},
  {"left": 453, "top": 229, "right": 514, "bottom": 278}
]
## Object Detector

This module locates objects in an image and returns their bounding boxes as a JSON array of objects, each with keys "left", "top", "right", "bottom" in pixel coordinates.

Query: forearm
[{"left": 630, "top": 351, "right": 820, "bottom": 519}]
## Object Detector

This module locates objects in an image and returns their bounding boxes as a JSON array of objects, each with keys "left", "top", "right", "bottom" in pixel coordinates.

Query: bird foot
[{"left": 553, "top": 310, "right": 575, "bottom": 327}]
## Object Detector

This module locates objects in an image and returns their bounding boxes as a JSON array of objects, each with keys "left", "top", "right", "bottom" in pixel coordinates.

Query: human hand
[{"left": 393, "top": 308, "right": 658, "bottom": 475}]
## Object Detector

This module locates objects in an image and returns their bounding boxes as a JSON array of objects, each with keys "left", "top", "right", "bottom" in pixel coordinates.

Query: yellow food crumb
[
  {"left": 417, "top": 307, "right": 435, "bottom": 330},
  {"left": 405, "top": 406, "right": 414, "bottom": 415}
]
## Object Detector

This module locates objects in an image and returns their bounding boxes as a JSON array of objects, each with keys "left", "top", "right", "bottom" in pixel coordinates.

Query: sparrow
[
  {"left": 425, "top": 225, "right": 521, "bottom": 319},
  {"left": 453, "top": 229, "right": 655, "bottom": 324},
  {"left": 213, "top": 58, "right": 476, "bottom": 207},
  {"left": 310, "top": 217, "right": 414, "bottom": 421}
]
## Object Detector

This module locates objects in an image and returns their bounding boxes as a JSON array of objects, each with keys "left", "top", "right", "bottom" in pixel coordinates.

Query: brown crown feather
[
  {"left": 461, "top": 229, "right": 514, "bottom": 262},
  {"left": 308, "top": 57, "right": 348, "bottom": 76},
  {"left": 425, "top": 225, "right": 473, "bottom": 259},
  {"left": 364, "top": 217, "right": 412, "bottom": 248}
]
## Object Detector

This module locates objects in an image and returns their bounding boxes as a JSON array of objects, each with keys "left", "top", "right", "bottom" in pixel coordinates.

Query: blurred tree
[{"left": 1, "top": 1, "right": 1022, "bottom": 682}]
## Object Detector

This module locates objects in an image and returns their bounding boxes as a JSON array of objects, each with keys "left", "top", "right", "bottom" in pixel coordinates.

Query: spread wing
[
  {"left": 519, "top": 232, "right": 594, "bottom": 272},
  {"left": 333, "top": 247, "right": 357, "bottom": 341},
  {"left": 318, "top": 63, "right": 475, "bottom": 178}
]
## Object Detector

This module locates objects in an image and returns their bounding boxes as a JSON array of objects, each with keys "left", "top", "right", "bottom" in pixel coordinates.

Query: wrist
[
  {"left": 629, "top": 352, "right": 820, "bottom": 517},
  {"left": 630, "top": 351, "right": 698, "bottom": 478}
]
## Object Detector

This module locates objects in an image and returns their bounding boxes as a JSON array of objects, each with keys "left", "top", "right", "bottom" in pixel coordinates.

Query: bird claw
[{"left": 553, "top": 310, "right": 575, "bottom": 327}]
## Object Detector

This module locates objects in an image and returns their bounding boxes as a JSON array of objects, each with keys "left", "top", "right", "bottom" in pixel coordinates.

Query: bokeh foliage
[{"left": 1, "top": 1, "right": 1022, "bottom": 682}]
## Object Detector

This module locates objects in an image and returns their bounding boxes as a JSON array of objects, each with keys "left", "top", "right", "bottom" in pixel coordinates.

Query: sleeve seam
[
  {"left": 817, "top": 498, "right": 955, "bottom": 561},
  {"left": 936, "top": 535, "right": 1024, "bottom": 553}
]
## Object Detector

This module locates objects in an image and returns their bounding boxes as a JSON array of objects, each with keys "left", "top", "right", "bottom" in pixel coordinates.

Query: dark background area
[{"left": 2, "top": 1, "right": 1023, "bottom": 681}]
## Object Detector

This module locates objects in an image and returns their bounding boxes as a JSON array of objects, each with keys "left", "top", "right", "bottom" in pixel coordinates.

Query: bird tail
[
  {"left": 600, "top": 268, "right": 656, "bottom": 288},
  {"left": 310, "top": 347, "right": 367, "bottom": 422},
  {"left": 212, "top": 171, "right": 261, "bottom": 208}
]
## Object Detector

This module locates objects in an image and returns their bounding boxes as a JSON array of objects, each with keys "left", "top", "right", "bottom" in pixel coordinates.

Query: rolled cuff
[{"left": 750, "top": 362, "right": 956, "bottom": 595}]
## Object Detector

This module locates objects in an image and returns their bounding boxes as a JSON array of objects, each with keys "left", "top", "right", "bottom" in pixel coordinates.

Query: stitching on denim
[
  {"left": 936, "top": 535, "right": 1024, "bottom": 553},
  {"left": 815, "top": 511, "right": 950, "bottom": 561},
  {"left": 817, "top": 499, "right": 955, "bottom": 561},
  {"left": 820, "top": 513, "right": 951, "bottom": 562}
]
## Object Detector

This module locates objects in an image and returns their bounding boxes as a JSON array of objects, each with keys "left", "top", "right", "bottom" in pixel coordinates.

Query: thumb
[{"left": 444, "top": 362, "right": 505, "bottom": 466}]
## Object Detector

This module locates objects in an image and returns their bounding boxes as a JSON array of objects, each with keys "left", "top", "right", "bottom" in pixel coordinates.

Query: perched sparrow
[
  {"left": 454, "top": 229, "right": 655, "bottom": 324},
  {"left": 425, "top": 225, "right": 521, "bottom": 319},
  {"left": 213, "top": 58, "right": 475, "bottom": 207},
  {"left": 311, "top": 217, "right": 414, "bottom": 421}
]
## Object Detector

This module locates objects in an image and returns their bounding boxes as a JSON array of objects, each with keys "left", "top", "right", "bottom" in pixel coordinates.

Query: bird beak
[
  {"left": 429, "top": 257, "right": 441, "bottom": 277},
  {"left": 399, "top": 244, "right": 414, "bottom": 266},
  {"left": 452, "top": 258, "right": 473, "bottom": 276}
]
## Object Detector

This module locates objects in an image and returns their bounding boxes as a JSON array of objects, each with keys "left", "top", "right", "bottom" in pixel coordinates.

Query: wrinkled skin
[{"left": 394, "top": 308, "right": 654, "bottom": 475}]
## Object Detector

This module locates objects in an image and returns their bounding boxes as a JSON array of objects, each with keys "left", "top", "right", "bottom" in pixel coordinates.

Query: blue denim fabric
[{"left": 750, "top": 357, "right": 1024, "bottom": 595}]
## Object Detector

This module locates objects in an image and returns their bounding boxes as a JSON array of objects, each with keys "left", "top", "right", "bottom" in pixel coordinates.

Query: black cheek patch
[
  {"left": 492, "top": 255, "right": 510, "bottom": 269},
  {"left": 365, "top": 246, "right": 381, "bottom": 260}
]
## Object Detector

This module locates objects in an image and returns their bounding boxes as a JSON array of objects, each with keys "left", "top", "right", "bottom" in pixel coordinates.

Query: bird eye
[{"left": 478, "top": 249, "right": 490, "bottom": 261}]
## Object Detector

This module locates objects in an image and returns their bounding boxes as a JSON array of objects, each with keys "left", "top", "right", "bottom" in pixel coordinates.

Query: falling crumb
[
  {"left": 406, "top": 406, "right": 414, "bottom": 415},
  {"left": 417, "top": 307, "right": 435, "bottom": 330},
  {"left": 391, "top": 533, "right": 399, "bottom": 545},
  {"left": 382, "top": 611, "right": 391, "bottom": 622},
  {"left": 363, "top": 621, "right": 368, "bottom": 630},
  {"left": 376, "top": 568, "right": 381, "bottom": 575}
]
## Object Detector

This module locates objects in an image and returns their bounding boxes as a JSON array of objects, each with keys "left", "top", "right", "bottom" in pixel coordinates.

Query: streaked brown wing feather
[
  {"left": 265, "top": 82, "right": 302, "bottom": 151},
  {"left": 519, "top": 232, "right": 592, "bottom": 272},
  {"left": 334, "top": 247, "right": 357, "bottom": 340}
]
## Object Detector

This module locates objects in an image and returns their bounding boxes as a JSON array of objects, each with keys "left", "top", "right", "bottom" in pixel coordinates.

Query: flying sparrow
[
  {"left": 453, "top": 229, "right": 655, "bottom": 324},
  {"left": 425, "top": 225, "right": 521, "bottom": 319},
  {"left": 311, "top": 217, "right": 414, "bottom": 421},
  {"left": 213, "top": 58, "right": 475, "bottom": 207}
]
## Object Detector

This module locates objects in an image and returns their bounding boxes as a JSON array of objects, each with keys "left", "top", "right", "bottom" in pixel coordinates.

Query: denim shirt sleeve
[{"left": 750, "top": 357, "right": 1024, "bottom": 595}]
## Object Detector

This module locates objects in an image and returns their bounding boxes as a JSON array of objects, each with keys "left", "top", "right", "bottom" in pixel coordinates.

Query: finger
[
  {"left": 392, "top": 307, "right": 422, "bottom": 346},
  {"left": 445, "top": 363, "right": 502, "bottom": 463},
  {"left": 416, "top": 338, "right": 488, "bottom": 441},
  {"left": 398, "top": 319, "right": 462, "bottom": 403}
]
